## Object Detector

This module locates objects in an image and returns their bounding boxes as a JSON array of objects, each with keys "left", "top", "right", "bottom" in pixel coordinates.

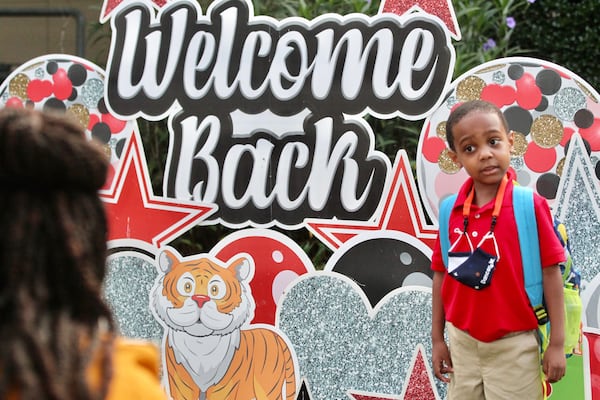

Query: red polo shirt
[{"left": 431, "top": 176, "right": 566, "bottom": 342}]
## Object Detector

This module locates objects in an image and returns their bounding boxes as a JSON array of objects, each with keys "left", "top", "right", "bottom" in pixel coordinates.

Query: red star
[
  {"left": 100, "top": 0, "right": 170, "bottom": 23},
  {"left": 305, "top": 150, "right": 437, "bottom": 251},
  {"left": 398, "top": 345, "right": 440, "bottom": 400},
  {"left": 100, "top": 132, "right": 216, "bottom": 250},
  {"left": 379, "top": 0, "right": 461, "bottom": 40},
  {"left": 347, "top": 345, "right": 440, "bottom": 400}
]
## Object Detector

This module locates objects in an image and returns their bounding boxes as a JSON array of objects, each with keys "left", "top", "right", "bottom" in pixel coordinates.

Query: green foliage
[
  {"left": 512, "top": 0, "right": 600, "bottom": 91},
  {"left": 292, "top": 0, "right": 379, "bottom": 18},
  {"left": 452, "top": 0, "right": 534, "bottom": 78}
]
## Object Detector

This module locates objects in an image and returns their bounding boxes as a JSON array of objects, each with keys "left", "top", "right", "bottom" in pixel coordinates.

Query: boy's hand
[
  {"left": 541, "top": 265, "right": 566, "bottom": 383},
  {"left": 432, "top": 340, "right": 453, "bottom": 383},
  {"left": 542, "top": 343, "right": 566, "bottom": 383}
]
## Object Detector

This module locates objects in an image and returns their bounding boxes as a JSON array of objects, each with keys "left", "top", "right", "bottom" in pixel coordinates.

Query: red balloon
[
  {"left": 102, "top": 112, "right": 127, "bottom": 134},
  {"left": 580, "top": 118, "right": 600, "bottom": 151},
  {"left": 88, "top": 113, "right": 101, "bottom": 131},
  {"left": 481, "top": 84, "right": 516, "bottom": 108},
  {"left": 524, "top": 141, "right": 557, "bottom": 173},
  {"left": 52, "top": 68, "right": 73, "bottom": 101},
  {"left": 5, "top": 97, "right": 23, "bottom": 108},
  {"left": 516, "top": 73, "right": 542, "bottom": 110},
  {"left": 27, "top": 79, "right": 53, "bottom": 102},
  {"left": 422, "top": 135, "right": 447, "bottom": 163},
  {"left": 561, "top": 127, "right": 574, "bottom": 147}
]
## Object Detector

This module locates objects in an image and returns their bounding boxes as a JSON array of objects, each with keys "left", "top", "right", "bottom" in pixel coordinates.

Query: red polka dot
[
  {"left": 52, "top": 68, "right": 73, "bottom": 101},
  {"left": 102, "top": 112, "right": 127, "bottom": 134},
  {"left": 579, "top": 118, "right": 600, "bottom": 151},
  {"left": 26, "top": 79, "right": 53, "bottom": 102},
  {"left": 450, "top": 102, "right": 463, "bottom": 113},
  {"left": 481, "top": 84, "right": 516, "bottom": 107},
  {"left": 88, "top": 114, "right": 101, "bottom": 131},
  {"left": 524, "top": 141, "right": 557, "bottom": 172},
  {"left": 516, "top": 73, "right": 542, "bottom": 110},
  {"left": 422, "top": 136, "right": 447, "bottom": 163},
  {"left": 561, "top": 127, "right": 574, "bottom": 147},
  {"left": 5, "top": 97, "right": 23, "bottom": 108}
]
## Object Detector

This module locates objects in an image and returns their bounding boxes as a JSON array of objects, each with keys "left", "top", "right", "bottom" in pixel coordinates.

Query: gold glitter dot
[
  {"left": 67, "top": 104, "right": 90, "bottom": 129},
  {"left": 531, "top": 115, "right": 563, "bottom": 148},
  {"left": 9, "top": 73, "right": 29, "bottom": 99},
  {"left": 102, "top": 143, "right": 112, "bottom": 159},
  {"left": 575, "top": 80, "right": 597, "bottom": 103},
  {"left": 511, "top": 131, "right": 528, "bottom": 156},
  {"left": 475, "top": 64, "right": 507, "bottom": 74},
  {"left": 438, "top": 148, "right": 461, "bottom": 174},
  {"left": 556, "top": 157, "right": 565, "bottom": 176},
  {"left": 456, "top": 76, "right": 486, "bottom": 102},
  {"left": 436, "top": 121, "right": 447, "bottom": 140}
]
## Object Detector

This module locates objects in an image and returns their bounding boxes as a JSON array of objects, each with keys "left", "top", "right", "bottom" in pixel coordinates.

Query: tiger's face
[{"left": 151, "top": 249, "right": 255, "bottom": 337}]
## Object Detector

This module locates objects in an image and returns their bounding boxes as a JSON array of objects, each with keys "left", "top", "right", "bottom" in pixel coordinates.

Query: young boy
[{"left": 430, "top": 100, "right": 566, "bottom": 399}]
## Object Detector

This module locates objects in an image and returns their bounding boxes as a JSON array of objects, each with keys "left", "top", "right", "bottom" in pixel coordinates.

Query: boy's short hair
[{"left": 445, "top": 100, "right": 509, "bottom": 151}]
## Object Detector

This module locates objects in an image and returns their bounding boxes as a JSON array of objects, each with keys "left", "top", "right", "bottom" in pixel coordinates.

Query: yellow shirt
[
  {"left": 88, "top": 338, "right": 167, "bottom": 400},
  {"left": 8, "top": 337, "right": 166, "bottom": 400}
]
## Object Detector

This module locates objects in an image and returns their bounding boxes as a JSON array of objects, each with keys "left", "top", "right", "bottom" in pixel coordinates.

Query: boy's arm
[
  {"left": 432, "top": 270, "right": 452, "bottom": 382},
  {"left": 542, "top": 264, "right": 566, "bottom": 383}
]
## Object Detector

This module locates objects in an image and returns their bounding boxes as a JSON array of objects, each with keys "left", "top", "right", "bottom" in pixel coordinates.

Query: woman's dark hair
[
  {"left": 0, "top": 107, "right": 115, "bottom": 399},
  {"left": 445, "top": 100, "right": 509, "bottom": 151}
]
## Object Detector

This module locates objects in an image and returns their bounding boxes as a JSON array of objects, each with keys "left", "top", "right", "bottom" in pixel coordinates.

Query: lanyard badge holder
[{"left": 447, "top": 176, "right": 507, "bottom": 290}]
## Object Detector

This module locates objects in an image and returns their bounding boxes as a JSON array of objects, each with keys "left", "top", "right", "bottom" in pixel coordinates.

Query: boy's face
[{"left": 448, "top": 110, "right": 514, "bottom": 188}]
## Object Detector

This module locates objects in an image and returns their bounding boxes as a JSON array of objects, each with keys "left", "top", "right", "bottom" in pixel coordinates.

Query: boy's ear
[
  {"left": 507, "top": 130, "right": 515, "bottom": 151},
  {"left": 448, "top": 149, "right": 461, "bottom": 167}
]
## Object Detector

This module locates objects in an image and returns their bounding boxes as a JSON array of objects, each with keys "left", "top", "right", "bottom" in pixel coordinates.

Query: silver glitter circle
[
  {"left": 446, "top": 95, "right": 458, "bottom": 108},
  {"left": 553, "top": 87, "right": 586, "bottom": 121},
  {"left": 81, "top": 78, "right": 105, "bottom": 109},
  {"left": 492, "top": 70, "right": 506, "bottom": 84},
  {"left": 511, "top": 156, "right": 525, "bottom": 171},
  {"left": 103, "top": 255, "right": 163, "bottom": 341}
]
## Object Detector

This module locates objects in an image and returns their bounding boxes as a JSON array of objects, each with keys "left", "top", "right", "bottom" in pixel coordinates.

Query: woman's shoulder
[
  {"left": 113, "top": 338, "right": 161, "bottom": 365},
  {"left": 107, "top": 338, "right": 167, "bottom": 400}
]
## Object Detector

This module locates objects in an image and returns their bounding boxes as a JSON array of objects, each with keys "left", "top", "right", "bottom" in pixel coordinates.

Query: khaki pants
[{"left": 447, "top": 322, "right": 543, "bottom": 400}]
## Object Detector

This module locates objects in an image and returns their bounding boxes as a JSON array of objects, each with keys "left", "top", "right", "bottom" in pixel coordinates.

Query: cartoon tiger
[{"left": 150, "top": 248, "right": 297, "bottom": 400}]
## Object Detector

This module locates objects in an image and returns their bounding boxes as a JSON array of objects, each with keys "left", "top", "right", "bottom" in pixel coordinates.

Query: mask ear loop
[
  {"left": 475, "top": 230, "right": 500, "bottom": 262},
  {"left": 449, "top": 224, "right": 474, "bottom": 253},
  {"left": 478, "top": 176, "right": 506, "bottom": 262},
  {"left": 456, "top": 175, "right": 508, "bottom": 262}
]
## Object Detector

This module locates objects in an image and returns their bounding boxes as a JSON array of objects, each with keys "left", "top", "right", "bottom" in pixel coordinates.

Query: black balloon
[
  {"left": 91, "top": 122, "right": 111, "bottom": 144},
  {"left": 68, "top": 64, "right": 88, "bottom": 86}
]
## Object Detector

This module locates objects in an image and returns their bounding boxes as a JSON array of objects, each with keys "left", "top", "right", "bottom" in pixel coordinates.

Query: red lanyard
[{"left": 461, "top": 175, "right": 508, "bottom": 234}]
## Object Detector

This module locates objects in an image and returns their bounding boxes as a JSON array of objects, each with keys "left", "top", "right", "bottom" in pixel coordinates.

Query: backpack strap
[
  {"left": 439, "top": 194, "right": 458, "bottom": 268},
  {"left": 512, "top": 186, "right": 543, "bottom": 309}
]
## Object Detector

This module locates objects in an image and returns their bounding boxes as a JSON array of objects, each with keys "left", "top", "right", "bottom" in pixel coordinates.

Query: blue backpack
[{"left": 438, "top": 185, "right": 582, "bottom": 356}]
